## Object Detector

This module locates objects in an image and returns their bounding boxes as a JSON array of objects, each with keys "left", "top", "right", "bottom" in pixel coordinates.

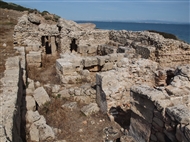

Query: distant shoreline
[
  {"left": 76, "top": 21, "right": 190, "bottom": 44},
  {"left": 76, "top": 20, "right": 190, "bottom": 25}
]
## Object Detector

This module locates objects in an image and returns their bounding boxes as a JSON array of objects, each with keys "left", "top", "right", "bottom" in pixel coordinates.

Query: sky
[{"left": 3, "top": 0, "right": 190, "bottom": 23}]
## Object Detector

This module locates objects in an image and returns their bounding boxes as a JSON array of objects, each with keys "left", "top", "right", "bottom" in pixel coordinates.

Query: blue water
[{"left": 76, "top": 21, "right": 190, "bottom": 44}]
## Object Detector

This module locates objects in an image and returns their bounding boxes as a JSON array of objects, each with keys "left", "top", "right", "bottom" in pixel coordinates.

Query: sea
[{"left": 76, "top": 21, "right": 190, "bottom": 44}]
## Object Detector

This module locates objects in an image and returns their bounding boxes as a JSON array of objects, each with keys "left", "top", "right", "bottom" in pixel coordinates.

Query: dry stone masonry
[{"left": 1, "top": 12, "right": 190, "bottom": 141}]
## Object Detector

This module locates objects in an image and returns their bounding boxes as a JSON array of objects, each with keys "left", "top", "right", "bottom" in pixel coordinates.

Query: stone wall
[
  {"left": 109, "top": 30, "right": 190, "bottom": 68},
  {"left": 96, "top": 57, "right": 158, "bottom": 113},
  {"left": 129, "top": 65, "right": 190, "bottom": 142},
  {"left": 0, "top": 47, "right": 26, "bottom": 141}
]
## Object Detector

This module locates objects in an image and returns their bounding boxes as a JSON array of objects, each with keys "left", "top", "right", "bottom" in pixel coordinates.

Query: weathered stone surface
[
  {"left": 74, "top": 96, "right": 91, "bottom": 104},
  {"left": 83, "top": 57, "right": 98, "bottom": 67},
  {"left": 184, "top": 125, "right": 190, "bottom": 141},
  {"left": 26, "top": 96, "right": 36, "bottom": 111},
  {"left": 176, "top": 124, "right": 189, "bottom": 142},
  {"left": 52, "top": 84, "right": 60, "bottom": 93},
  {"left": 166, "top": 105, "right": 190, "bottom": 124},
  {"left": 62, "top": 102, "right": 77, "bottom": 111},
  {"left": 130, "top": 85, "right": 166, "bottom": 102},
  {"left": 28, "top": 13, "right": 41, "bottom": 24},
  {"left": 27, "top": 51, "right": 41, "bottom": 67},
  {"left": 39, "top": 123, "right": 55, "bottom": 141},
  {"left": 81, "top": 103, "right": 100, "bottom": 116},
  {"left": 29, "top": 123, "right": 39, "bottom": 142},
  {"left": 153, "top": 117, "right": 164, "bottom": 127},
  {"left": 129, "top": 112, "right": 151, "bottom": 142},
  {"left": 175, "top": 65, "right": 190, "bottom": 80},
  {"left": 101, "top": 62, "right": 113, "bottom": 71},
  {"left": 33, "top": 87, "right": 50, "bottom": 107},
  {"left": 57, "top": 89, "right": 70, "bottom": 98},
  {"left": 26, "top": 111, "right": 41, "bottom": 123}
]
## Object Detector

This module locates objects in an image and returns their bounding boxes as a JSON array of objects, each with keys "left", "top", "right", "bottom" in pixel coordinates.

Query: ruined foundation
[{"left": 1, "top": 13, "right": 190, "bottom": 142}]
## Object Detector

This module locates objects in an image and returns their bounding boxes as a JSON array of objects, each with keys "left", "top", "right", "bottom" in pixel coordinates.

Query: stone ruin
[{"left": 0, "top": 13, "right": 190, "bottom": 142}]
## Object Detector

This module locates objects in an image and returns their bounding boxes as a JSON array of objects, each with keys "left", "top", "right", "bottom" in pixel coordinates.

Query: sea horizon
[
  {"left": 75, "top": 20, "right": 190, "bottom": 25},
  {"left": 76, "top": 21, "right": 190, "bottom": 44}
]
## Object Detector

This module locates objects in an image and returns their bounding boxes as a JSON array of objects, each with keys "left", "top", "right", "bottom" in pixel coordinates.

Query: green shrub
[
  {"left": 53, "top": 14, "right": 60, "bottom": 22},
  {"left": 41, "top": 10, "right": 49, "bottom": 16},
  {"left": 0, "top": 1, "right": 30, "bottom": 11},
  {"left": 44, "top": 15, "right": 52, "bottom": 21}
]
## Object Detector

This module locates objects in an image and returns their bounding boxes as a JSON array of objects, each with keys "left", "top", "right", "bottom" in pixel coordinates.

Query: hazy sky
[{"left": 3, "top": 0, "right": 190, "bottom": 23}]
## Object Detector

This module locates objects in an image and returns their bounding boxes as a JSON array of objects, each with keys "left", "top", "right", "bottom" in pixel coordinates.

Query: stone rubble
[{"left": 1, "top": 11, "right": 190, "bottom": 142}]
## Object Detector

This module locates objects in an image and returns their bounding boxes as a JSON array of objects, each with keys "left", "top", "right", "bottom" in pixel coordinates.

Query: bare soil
[
  {"left": 27, "top": 55, "right": 125, "bottom": 142},
  {"left": 0, "top": 8, "right": 23, "bottom": 78}
]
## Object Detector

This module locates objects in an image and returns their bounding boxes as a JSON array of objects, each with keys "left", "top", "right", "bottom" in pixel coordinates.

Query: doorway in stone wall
[
  {"left": 41, "top": 36, "right": 52, "bottom": 54},
  {"left": 70, "top": 38, "right": 78, "bottom": 52}
]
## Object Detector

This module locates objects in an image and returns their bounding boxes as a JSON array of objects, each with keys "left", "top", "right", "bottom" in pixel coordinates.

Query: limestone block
[
  {"left": 26, "top": 96, "right": 36, "bottom": 111},
  {"left": 4, "top": 69, "right": 20, "bottom": 78},
  {"left": 51, "top": 36, "right": 57, "bottom": 55},
  {"left": 166, "top": 85, "right": 189, "bottom": 96},
  {"left": 56, "top": 59, "right": 76, "bottom": 75},
  {"left": 33, "top": 115, "right": 46, "bottom": 127},
  {"left": 26, "top": 111, "right": 41, "bottom": 123},
  {"left": 26, "top": 52, "right": 41, "bottom": 63},
  {"left": 74, "top": 96, "right": 91, "bottom": 104},
  {"left": 81, "top": 103, "right": 100, "bottom": 116},
  {"left": 29, "top": 123, "right": 39, "bottom": 142},
  {"left": 77, "top": 45, "right": 88, "bottom": 55},
  {"left": 57, "top": 89, "right": 70, "bottom": 98},
  {"left": 154, "top": 99, "right": 172, "bottom": 111},
  {"left": 97, "top": 44, "right": 116, "bottom": 55},
  {"left": 28, "top": 13, "right": 41, "bottom": 24},
  {"left": 33, "top": 87, "right": 50, "bottom": 107},
  {"left": 27, "top": 78, "right": 35, "bottom": 90},
  {"left": 108, "top": 54, "right": 118, "bottom": 62},
  {"left": 83, "top": 57, "right": 98, "bottom": 67},
  {"left": 74, "top": 88, "right": 81, "bottom": 96},
  {"left": 117, "top": 46, "right": 126, "bottom": 53},
  {"left": 5, "top": 56, "right": 20, "bottom": 69},
  {"left": 166, "top": 105, "right": 190, "bottom": 124},
  {"left": 130, "top": 102, "right": 154, "bottom": 123},
  {"left": 97, "top": 56, "right": 109, "bottom": 66},
  {"left": 0, "top": 76, "right": 18, "bottom": 87},
  {"left": 129, "top": 112, "right": 151, "bottom": 142},
  {"left": 130, "top": 85, "right": 166, "bottom": 103},
  {"left": 27, "top": 63, "right": 41, "bottom": 67},
  {"left": 88, "top": 46, "right": 97, "bottom": 54},
  {"left": 117, "top": 53, "right": 125, "bottom": 61},
  {"left": 35, "top": 81, "right": 41, "bottom": 88},
  {"left": 176, "top": 65, "right": 190, "bottom": 80},
  {"left": 101, "top": 62, "right": 113, "bottom": 71},
  {"left": 61, "top": 102, "right": 77, "bottom": 111},
  {"left": 39, "top": 123, "right": 55, "bottom": 141},
  {"left": 52, "top": 85, "right": 60, "bottom": 93}
]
